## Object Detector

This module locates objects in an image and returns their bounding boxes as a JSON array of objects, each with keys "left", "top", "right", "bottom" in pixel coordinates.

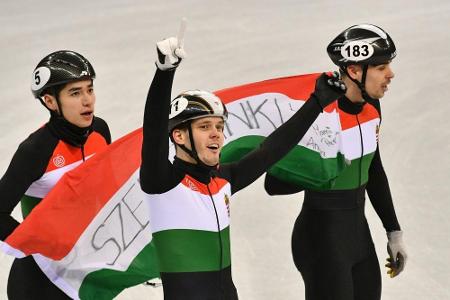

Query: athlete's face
[
  {"left": 365, "top": 63, "right": 395, "bottom": 99},
  {"left": 191, "top": 117, "right": 225, "bottom": 166},
  {"left": 44, "top": 79, "right": 95, "bottom": 128},
  {"left": 174, "top": 117, "right": 225, "bottom": 166}
]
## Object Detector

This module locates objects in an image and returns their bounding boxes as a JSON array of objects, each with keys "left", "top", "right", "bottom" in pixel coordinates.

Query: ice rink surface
[{"left": 1, "top": 0, "right": 449, "bottom": 299}]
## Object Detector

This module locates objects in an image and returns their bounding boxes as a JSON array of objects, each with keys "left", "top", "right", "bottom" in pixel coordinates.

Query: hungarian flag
[
  {"left": 217, "top": 72, "right": 347, "bottom": 189},
  {"left": 1, "top": 128, "right": 159, "bottom": 300},
  {"left": 1, "top": 72, "right": 347, "bottom": 299}
]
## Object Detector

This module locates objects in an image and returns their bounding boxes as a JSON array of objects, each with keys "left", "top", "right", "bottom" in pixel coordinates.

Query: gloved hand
[
  {"left": 155, "top": 37, "right": 186, "bottom": 70},
  {"left": 386, "top": 230, "right": 407, "bottom": 278},
  {"left": 311, "top": 71, "right": 346, "bottom": 110}
]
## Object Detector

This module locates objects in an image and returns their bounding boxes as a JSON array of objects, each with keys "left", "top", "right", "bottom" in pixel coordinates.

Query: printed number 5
[{"left": 34, "top": 71, "right": 41, "bottom": 85}]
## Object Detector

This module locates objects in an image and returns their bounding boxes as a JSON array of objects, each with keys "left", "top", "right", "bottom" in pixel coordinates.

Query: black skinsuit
[{"left": 265, "top": 96, "right": 401, "bottom": 300}]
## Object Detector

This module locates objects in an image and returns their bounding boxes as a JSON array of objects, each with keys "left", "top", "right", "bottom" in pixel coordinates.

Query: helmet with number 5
[
  {"left": 327, "top": 24, "right": 396, "bottom": 68},
  {"left": 31, "top": 50, "right": 95, "bottom": 99}
]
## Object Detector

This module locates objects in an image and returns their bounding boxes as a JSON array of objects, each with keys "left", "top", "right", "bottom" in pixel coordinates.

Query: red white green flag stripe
[
  {"left": 216, "top": 73, "right": 350, "bottom": 189},
  {"left": 2, "top": 128, "right": 159, "bottom": 300}
]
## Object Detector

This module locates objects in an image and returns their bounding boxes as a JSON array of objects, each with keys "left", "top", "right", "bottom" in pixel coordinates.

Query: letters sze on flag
[{"left": 2, "top": 128, "right": 159, "bottom": 300}]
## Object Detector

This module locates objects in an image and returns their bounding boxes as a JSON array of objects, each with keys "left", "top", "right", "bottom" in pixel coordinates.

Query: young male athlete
[
  {"left": 265, "top": 24, "right": 407, "bottom": 300},
  {"left": 139, "top": 27, "right": 347, "bottom": 299},
  {"left": 0, "top": 50, "right": 111, "bottom": 299}
]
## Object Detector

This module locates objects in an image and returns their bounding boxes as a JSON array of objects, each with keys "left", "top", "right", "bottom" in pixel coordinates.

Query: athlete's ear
[
  {"left": 42, "top": 94, "right": 59, "bottom": 112},
  {"left": 172, "top": 128, "right": 187, "bottom": 145},
  {"left": 346, "top": 65, "right": 362, "bottom": 81}
]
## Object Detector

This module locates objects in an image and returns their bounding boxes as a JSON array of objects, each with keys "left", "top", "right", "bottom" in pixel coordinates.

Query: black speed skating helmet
[
  {"left": 31, "top": 50, "right": 95, "bottom": 98},
  {"left": 168, "top": 90, "right": 228, "bottom": 133},
  {"left": 327, "top": 24, "right": 396, "bottom": 68}
]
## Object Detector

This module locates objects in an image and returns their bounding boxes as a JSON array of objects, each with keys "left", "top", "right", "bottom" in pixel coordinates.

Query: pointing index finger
[{"left": 177, "top": 17, "right": 187, "bottom": 48}]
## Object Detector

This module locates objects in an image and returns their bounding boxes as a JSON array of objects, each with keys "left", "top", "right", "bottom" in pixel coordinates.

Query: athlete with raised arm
[{"left": 139, "top": 24, "right": 346, "bottom": 300}]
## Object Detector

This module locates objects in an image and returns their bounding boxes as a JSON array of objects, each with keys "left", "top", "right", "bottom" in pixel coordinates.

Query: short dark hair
[{"left": 41, "top": 84, "right": 65, "bottom": 99}]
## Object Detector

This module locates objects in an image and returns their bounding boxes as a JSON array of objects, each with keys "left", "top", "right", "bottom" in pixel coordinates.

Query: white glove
[
  {"left": 386, "top": 230, "right": 407, "bottom": 278},
  {"left": 155, "top": 37, "right": 186, "bottom": 70}
]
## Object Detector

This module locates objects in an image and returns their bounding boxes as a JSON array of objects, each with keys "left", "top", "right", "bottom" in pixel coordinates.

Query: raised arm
[{"left": 140, "top": 29, "right": 186, "bottom": 194}]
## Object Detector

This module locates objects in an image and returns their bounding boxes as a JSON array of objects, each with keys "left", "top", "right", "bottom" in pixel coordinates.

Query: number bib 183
[{"left": 341, "top": 41, "right": 374, "bottom": 62}]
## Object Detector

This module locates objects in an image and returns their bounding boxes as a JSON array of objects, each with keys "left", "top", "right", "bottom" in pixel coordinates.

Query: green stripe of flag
[
  {"left": 221, "top": 135, "right": 347, "bottom": 190},
  {"left": 20, "top": 195, "right": 41, "bottom": 218},
  {"left": 79, "top": 242, "right": 160, "bottom": 300}
]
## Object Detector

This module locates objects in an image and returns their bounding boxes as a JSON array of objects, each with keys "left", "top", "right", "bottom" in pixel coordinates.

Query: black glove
[{"left": 311, "top": 71, "right": 346, "bottom": 110}]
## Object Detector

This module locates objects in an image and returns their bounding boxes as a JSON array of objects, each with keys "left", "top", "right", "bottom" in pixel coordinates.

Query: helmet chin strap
[
  {"left": 343, "top": 65, "right": 376, "bottom": 102},
  {"left": 52, "top": 86, "right": 68, "bottom": 119}
]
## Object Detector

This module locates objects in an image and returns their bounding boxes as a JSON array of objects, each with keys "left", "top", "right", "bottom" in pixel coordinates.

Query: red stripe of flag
[{"left": 5, "top": 128, "right": 143, "bottom": 259}]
